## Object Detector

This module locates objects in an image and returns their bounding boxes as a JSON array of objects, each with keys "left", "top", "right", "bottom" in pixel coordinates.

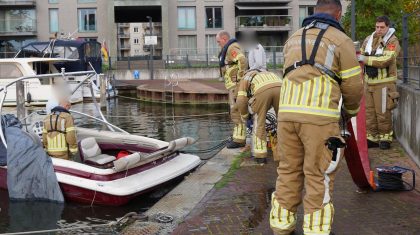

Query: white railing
[{"left": 236, "top": 15, "right": 292, "bottom": 29}]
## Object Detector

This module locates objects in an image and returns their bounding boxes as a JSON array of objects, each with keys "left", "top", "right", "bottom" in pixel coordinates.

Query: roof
[{"left": 0, "top": 58, "right": 79, "bottom": 63}]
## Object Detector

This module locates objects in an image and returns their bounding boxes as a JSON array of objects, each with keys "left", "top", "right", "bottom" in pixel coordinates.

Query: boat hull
[{"left": 0, "top": 153, "right": 201, "bottom": 206}]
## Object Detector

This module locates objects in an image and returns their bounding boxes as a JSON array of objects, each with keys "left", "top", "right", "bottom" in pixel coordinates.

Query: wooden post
[
  {"left": 99, "top": 74, "right": 106, "bottom": 109},
  {"left": 16, "top": 81, "right": 25, "bottom": 120}
]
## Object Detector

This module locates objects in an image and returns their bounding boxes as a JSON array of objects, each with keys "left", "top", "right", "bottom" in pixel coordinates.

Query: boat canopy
[{"left": 18, "top": 40, "right": 102, "bottom": 73}]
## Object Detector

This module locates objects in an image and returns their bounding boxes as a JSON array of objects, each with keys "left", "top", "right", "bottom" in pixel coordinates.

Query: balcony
[
  {"left": 118, "top": 33, "right": 130, "bottom": 38},
  {"left": 120, "top": 44, "right": 131, "bottom": 50},
  {"left": 118, "top": 23, "right": 129, "bottom": 27},
  {"left": 236, "top": 15, "right": 292, "bottom": 31},
  {"left": 0, "top": 19, "right": 36, "bottom": 36},
  {"left": 235, "top": 0, "right": 291, "bottom": 3},
  {"left": 0, "top": 0, "right": 36, "bottom": 7}
]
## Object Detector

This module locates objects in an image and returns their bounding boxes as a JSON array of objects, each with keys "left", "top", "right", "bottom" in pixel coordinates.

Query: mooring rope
[
  {"left": 104, "top": 112, "right": 229, "bottom": 119},
  {"left": 0, "top": 212, "right": 137, "bottom": 235}
]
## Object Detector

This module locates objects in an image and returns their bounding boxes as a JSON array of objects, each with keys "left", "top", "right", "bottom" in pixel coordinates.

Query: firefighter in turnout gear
[
  {"left": 42, "top": 99, "right": 78, "bottom": 160},
  {"left": 235, "top": 69, "right": 282, "bottom": 164},
  {"left": 216, "top": 30, "right": 248, "bottom": 148},
  {"left": 270, "top": 0, "right": 363, "bottom": 234},
  {"left": 359, "top": 16, "right": 400, "bottom": 150}
]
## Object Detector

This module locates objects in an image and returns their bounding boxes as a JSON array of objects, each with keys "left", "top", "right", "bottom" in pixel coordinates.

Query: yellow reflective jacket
[
  {"left": 361, "top": 34, "right": 400, "bottom": 85},
  {"left": 280, "top": 25, "right": 363, "bottom": 125},
  {"left": 42, "top": 107, "right": 77, "bottom": 160},
  {"left": 236, "top": 70, "right": 282, "bottom": 119},
  {"left": 220, "top": 42, "right": 248, "bottom": 90}
]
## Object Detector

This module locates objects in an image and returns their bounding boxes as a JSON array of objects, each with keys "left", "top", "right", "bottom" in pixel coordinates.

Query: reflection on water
[{"left": 0, "top": 98, "right": 232, "bottom": 233}]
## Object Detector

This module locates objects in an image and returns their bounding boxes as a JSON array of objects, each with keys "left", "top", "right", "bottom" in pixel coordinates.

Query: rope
[
  {"left": 116, "top": 95, "right": 145, "bottom": 101},
  {"left": 0, "top": 212, "right": 138, "bottom": 235}
]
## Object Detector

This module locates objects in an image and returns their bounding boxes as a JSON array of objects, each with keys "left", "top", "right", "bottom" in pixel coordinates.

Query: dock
[{"left": 114, "top": 79, "right": 229, "bottom": 104}]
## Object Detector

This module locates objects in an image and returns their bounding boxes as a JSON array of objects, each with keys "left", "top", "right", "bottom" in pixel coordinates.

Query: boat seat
[{"left": 80, "top": 137, "right": 116, "bottom": 165}]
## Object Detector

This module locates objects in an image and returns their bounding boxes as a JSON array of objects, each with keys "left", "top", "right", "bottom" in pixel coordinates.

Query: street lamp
[{"left": 146, "top": 16, "right": 154, "bottom": 80}]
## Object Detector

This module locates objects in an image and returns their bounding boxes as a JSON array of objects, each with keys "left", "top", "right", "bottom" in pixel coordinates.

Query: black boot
[
  {"left": 367, "top": 139, "right": 379, "bottom": 148},
  {"left": 379, "top": 141, "right": 391, "bottom": 150},
  {"left": 254, "top": 158, "right": 267, "bottom": 164},
  {"left": 226, "top": 140, "right": 245, "bottom": 149}
]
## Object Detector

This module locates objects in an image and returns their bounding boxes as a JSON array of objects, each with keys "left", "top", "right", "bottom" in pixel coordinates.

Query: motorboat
[
  {"left": 0, "top": 57, "right": 84, "bottom": 106},
  {"left": 17, "top": 39, "right": 117, "bottom": 100},
  {"left": 0, "top": 71, "right": 201, "bottom": 206}
]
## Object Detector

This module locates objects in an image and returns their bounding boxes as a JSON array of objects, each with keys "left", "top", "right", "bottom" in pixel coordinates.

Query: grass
[{"left": 214, "top": 150, "right": 250, "bottom": 189}]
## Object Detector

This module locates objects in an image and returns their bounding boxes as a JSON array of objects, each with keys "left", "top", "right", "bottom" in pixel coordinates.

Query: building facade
[{"left": 2, "top": 0, "right": 350, "bottom": 60}]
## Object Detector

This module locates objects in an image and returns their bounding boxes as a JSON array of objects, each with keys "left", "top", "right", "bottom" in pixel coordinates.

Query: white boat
[
  {"left": 0, "top": 71, "right": 201, "bottom": 206},
  {"left": 0, "top": 57, "right": 84, "bottom": 106}
]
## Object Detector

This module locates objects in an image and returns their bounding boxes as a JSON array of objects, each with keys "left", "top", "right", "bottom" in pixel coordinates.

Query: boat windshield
[{"left": 0, "top": 63, "right": 23, "bottom": 79}]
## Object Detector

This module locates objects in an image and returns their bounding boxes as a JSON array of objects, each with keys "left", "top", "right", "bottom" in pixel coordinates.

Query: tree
[{"left": 342, "top": 0, "right": 420, "bottom": 43}]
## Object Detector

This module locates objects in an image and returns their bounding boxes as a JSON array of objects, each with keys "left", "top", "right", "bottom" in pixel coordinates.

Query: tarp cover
[{"left": 4, "top": 114, "right": 64, "bottom": 202}]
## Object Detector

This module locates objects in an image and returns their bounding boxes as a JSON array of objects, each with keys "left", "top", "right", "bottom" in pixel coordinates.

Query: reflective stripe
[
  {"left": 322, "top": 76, "right": 331, "bottom": 108},
  {"left": 69, "top": 147, "right": 78, "bottom": 154},
  {"left": 339, "top": 66, "right": 361, "bottom": 79},
  {"left": 303, "top": 203, "right": 334, "bottom": 234},
  {"left": 270, "top": 193, "right": 297, "bottom": 232},
  {"left": 367, "top": 134, "right": 379, "bottom": 142},
  {"left": 311, "top": 76, "right": 321, "bottom": 107},
  {"left": 367, "top": 51, "right": 395, "bottom": 66},
  {"left": 365, "top": 76, "right": 397, "bottom": 84},
  {"left": 253, "top": 135, "right": 267, "bottom": 154},
  {"left": 233, "top": 123, "right": 246, "bottom": 141},
  {"left": 47, "top": 133, "right": 68, "bottom": 152},
  {"left": 324, "top": 44, "right": 336, "bottom": 70},
  {"left": 343, "top": 105, "right": 360, "bottom": 115},
  {"left": 379, "top": 131, "right": 393, "bottom": 142},
  {"left": 238, "top": 91, "right": 247, "bottom": 97},
  {"left": 279, "top": 105, "right": 340, "bottom": 118}
]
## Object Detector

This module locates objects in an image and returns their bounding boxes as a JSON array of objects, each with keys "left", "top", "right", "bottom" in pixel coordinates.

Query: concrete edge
[{"left": 121, "top": 147, "right": 243, "bottom": 234}]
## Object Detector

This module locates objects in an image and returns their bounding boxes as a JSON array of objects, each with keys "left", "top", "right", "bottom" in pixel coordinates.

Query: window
[
  {"left": 49, "top": 9, "right": 59, "bottom": 33},
  {"left": 178, "top": 7, "right": 196, "bottom": 30},
  {"left": 134, "top": 38, "right": 139, "bottom": 44},
  {"left": 205, "top": 35, "right": 218, "bottom": 56},
  {"left": 78, "top": 0, "right": 96, "bottom": 3},
  {"left": 0, "top": 64, "right": 23, "bottom": 79},
  {"left": 134, "top": 27, "right": 138, "bottom": 33},
  {"left": 205, "top": 7, "right": 222, "bottom": 28},
  {"left": 48, "top": 0, "right": 58, "bottom": 3},
  {"left": 178, "top": 35, "right": 197, "bottom": 54},
  {"left": 299, "top": 6, "right": 314, "bottom": 26},
  {"left": 78, "top": 8, "right": 96, "bottom": 32}
]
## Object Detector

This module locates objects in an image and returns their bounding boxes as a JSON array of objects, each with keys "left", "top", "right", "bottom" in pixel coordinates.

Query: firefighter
[
  {"left": 42, "top": 99, "right": 78, "bottom": 160},
  {"left": 216, "top": 30, "right": 248, "bottom": 148},
  {"left": 358, "top": 16, "right": 400, "bottom": 150},
  {"left": 234, "top": 69, "right": 281, "bottom": 164},
  {"left": 270, "top": 0, "right": 363, "bottom": 234}
]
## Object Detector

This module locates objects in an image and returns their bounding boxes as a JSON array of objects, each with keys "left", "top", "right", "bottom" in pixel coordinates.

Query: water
[{"left": 0, "top": 98, "right": 232, "bottom": 234}]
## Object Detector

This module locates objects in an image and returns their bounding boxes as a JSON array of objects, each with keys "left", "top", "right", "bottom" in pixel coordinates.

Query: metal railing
[
  {"left": 401, "top": 11, "right": 420, "bottom": 88},
  {"left": 0, "top": 19, "right": 36, "bottom": 34},
  {"left": 0, "top": 0, "right": 35, "bottom": 5},
  {"left": 236, "top": 15, "right": 292, "bottom": 30}
]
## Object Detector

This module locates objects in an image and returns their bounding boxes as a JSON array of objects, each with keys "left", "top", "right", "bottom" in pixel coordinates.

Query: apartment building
[
  {"left": 117, "top": 22, "right": 162, "bottom": 58},
  {"left": 0, "top": 0, "right": 37, "bottom": 58}
]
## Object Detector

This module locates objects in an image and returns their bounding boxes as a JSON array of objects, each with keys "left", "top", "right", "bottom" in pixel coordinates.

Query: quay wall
[{"left": 394, "top": 82, "right": 420, "bottom": 167}]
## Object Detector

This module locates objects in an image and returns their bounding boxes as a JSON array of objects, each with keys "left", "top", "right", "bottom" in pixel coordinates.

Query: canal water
[{"left": 0, "top": 98, "right": 232, "bottom": 234}]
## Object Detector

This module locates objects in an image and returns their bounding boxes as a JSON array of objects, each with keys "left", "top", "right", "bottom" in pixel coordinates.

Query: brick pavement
[{"left": 172, "top": 142, "right": 420, "bottom": 235}]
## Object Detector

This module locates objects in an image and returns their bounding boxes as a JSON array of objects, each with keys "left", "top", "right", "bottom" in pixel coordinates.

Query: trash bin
[{"left": 133, "top": 70, "right": 140, "bottom": 80}]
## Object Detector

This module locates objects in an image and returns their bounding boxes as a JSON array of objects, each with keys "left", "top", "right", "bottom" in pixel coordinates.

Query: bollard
[
  {"left": 99, "top": 74, "right": 106, "bottom": 109},
  {"left": 16, "top": 81, "right": 25, "bottom": 120}
]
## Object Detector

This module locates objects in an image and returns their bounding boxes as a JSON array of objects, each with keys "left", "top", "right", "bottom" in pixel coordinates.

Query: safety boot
[
  {"left": 226, "top": 140, "right": 245, "bottom": 149},
  {"left": 379, "top": 141, "right": 391, "bottom": 150},
  {"left": 367, "top": 139, "right": 379, "bottom": 148},
  {"left": 254, "top": 158, "right": 267, "bottom": 164}
]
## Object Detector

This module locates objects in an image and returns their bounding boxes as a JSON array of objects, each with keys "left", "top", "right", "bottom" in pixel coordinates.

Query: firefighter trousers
[
  {"left": 229, "top": 87, "right": 246, "bottom": 143},
  {"left": 250, "top": 87, "right": 280, "bottom": 159},
  {"left": 365, "top": 82, "right": 398, "bottom": 143},
  {"left": 270, "top": 122, "right": 343, "bottom": 235}
]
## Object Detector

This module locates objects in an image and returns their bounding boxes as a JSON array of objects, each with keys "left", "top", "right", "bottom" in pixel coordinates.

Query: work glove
[{"left": 357, "top": 54, "right": 365, "bottom": 62}]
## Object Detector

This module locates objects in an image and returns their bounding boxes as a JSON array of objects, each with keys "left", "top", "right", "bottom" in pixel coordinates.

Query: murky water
[{"left": 0, "top": 98, "right": 232, "bottom": 234}]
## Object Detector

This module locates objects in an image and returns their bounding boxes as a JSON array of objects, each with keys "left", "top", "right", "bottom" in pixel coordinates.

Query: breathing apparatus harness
[
  {"left": 47, "top": 106, "right": 70, "bottom": 134},
  {"left": 283, "top": 20, "right": 342, "bottom": 85}
]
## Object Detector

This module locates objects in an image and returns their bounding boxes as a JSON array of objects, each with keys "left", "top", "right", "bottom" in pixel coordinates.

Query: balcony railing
[
  {"left": 236, "top": 15, "right": 292, "bottom": 31},
  {"left": 118, "top": 33, "right": 130, "bottom": 38},
  {"left": 118, "top": 23, "right": 129, "bottom": 27},
  {"left": 0, "top": 19, "right": 36, "bottom": 35},
  {"left": 0, "top": 0, "right": 36, "bottom": 6},
  {"left": 120, "top": 45, "right": 131, "bottom": 50}
]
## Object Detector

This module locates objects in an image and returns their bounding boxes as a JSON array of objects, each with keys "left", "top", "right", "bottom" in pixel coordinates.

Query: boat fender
[
  {"left": 116, "top": 150, "right": 130, "bottom": 159},
  {"left": 26, "top": 92, "right": 32, "bottom": 103}
]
